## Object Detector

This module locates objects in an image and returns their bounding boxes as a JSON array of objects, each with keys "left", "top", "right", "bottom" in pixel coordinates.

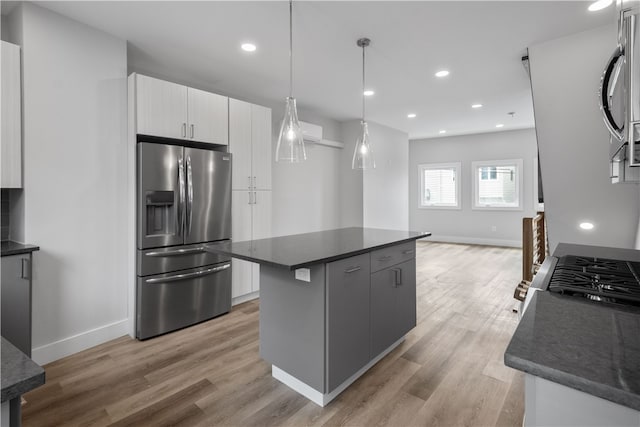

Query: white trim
[
  {"left": 471, "top": 158, "right": 523, "bottom": 211},
  {"left": 533, "top": 156, "right": 545, "bottom": 212},
  {"left": 127, "top": 73, "right": 137, "bottom": 338},
  {"left": 232, "top": 291, "right": 259, "bottom": 306},
  {"left": 419, "top": 234, "right": 522, "bottom": 248},
  {"left": 32, "top": 319, "right": 129, "bottom": 365},
  {"left": 418, "top": 162, "right": 462, "bottom": 209},
  {"left": 272, "top": 336, "right": 405, "bottom": 407}
]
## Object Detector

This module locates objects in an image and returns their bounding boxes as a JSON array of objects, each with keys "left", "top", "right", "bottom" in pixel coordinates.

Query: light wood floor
[{"left": 22, "top": 242, "right": 524, "bottom": 427}]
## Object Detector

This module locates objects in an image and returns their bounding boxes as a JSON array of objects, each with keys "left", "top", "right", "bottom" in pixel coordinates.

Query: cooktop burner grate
[{"left": 548, "top": 255, "right": 640, "bottom": 307}]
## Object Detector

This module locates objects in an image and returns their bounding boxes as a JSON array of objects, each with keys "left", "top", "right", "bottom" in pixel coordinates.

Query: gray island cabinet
[{"left": 206, "top": 227, "right": 429, "bottom": 406}]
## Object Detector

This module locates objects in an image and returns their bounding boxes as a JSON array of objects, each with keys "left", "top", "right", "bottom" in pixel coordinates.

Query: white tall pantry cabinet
[
  {"left": 1, "top": 41, "right": 22, "bottom": 188},
  {"left": 229, "top": 98, "right": 272, "bottom": 303}
]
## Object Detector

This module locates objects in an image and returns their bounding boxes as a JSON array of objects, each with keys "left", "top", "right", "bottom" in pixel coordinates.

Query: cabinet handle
[
  {"left": 253, "top": 176, "right": 257, "bottom": 189},
  {"left": 345, "top": 266, "right": 361, "bottom": 274},
  {"left": 21, "top": 258, "right": 31, "bottom": 280},
  {"left": 403, "top": 250, "right": 414, "bottom": 255},
  {"left": 182, "top": 123, "right": 186, "bottom": 138},
  {"left": 248, "top": 176, "right": 252, "bottom": 190},
  {"left": 379, "top": 255, "right": 392, "bottom": 262},
  {"left": 190, "top": 124, "right": 194, "bottom": 139},
  {"left": 392, "top": 268, "right": 402, "bottom": 287},
  {"left": 254, "top": 191, "right": 257, "bottom": 205},
  {"left": 248, "top": 192, "right": 253, "bottom": 205}
]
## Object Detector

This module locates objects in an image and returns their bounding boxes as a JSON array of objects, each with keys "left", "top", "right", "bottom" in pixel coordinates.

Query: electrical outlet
[{"left": 491, "top": 225, "right": 497, "bottom": 232}]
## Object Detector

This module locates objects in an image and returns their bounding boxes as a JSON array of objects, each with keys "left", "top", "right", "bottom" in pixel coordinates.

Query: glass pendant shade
[
  {"left": 275, "top": 96, "right": 306, "bottom": 163},
  {"left": 352, "top": 121, "right": 375, "bottom": 170}
]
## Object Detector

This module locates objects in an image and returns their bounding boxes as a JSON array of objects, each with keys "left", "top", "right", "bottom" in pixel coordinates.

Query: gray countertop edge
[
  {"left": 0, "top": 241, "right": 40, "bottom": 257},
  {"left": 1, "top": 338, "right": 46, "bottom": 403},
  {"left": 504, "top": 352, "right": 640, "bottom": 411},
  {"left": 207, "top": 233, "right": 431, "bottom": 270}
]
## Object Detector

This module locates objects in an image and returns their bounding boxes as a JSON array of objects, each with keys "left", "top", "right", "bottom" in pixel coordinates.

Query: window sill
[
  {"left": 418, "top": 205, "right": 462, "bottom": 210},
  {"left": 472, "top": 205, "right": 523, "bottom": 211}
]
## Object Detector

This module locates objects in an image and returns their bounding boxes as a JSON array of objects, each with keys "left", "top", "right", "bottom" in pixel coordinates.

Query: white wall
[
  {"left": 10, "top": 3, "right": 128, "bottom": 364},
  {"left": 269, "top": 106, "right": 345, "bottom": 236},
  {"left": 529, "top": 24, "right": 639, "bottom": 251},
  {"left": 409, "top": 129, "right": 538, "bottom": 247},
  {"left": 363, "top": 121, "right": 409, "bottom": 230}
]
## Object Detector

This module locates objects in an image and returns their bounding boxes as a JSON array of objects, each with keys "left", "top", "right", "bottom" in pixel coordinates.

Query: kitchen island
[{"left": 206, "top": 227, "right": 430, "bottom": 406}]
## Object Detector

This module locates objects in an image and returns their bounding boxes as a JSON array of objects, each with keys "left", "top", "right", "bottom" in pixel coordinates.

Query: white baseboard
[
  {"left": 32, "top": 319, "right": 129, "bottom": 365},
  {"left": 272, "top": 336, "right": 405, "bottom": 407},
  {"left": 232, "top": 291, "right": 259, "bottom": 306},
  {"left": 421, "top": 234, "right": 522, "bottom": 248}
]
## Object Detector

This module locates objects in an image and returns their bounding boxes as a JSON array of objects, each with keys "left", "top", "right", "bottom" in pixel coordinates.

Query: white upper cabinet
[
  {"left": 1, "top": 41, "right": 22, "bottom": 188},
  {"left": 133, "top": 74, "right": 228, "bottom": 145},
  {"left": 251, "top": 104, "right": 272, "bottom": 190},
  {"left": 229, "top": 99, "right": 252, "bottom": 190},
  {"left": 187, "top": 87, "right": 228, "bottom": 145},
  {"left": 229, "top": 98, "right": 272, "bottom": 191},
  {"left": 135, "top": 74, "right": 188, "bottom": 140}
]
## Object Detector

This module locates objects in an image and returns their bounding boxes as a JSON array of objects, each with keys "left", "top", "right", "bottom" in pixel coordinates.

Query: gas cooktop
[{"left": 548, "top": 255, "right": 640, "bottom": 308}]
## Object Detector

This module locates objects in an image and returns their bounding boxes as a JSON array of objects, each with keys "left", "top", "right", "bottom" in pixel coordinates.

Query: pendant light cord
[
  {"left": 362, "top": 43, "right": 366, "bottom": 121},
  {"left": 289, "top": 0, "right": 293, "bottom": 98}
]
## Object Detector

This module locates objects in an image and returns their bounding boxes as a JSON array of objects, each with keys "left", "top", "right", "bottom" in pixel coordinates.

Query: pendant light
[
  {"left": 275, "top": 0, "right": 306, "bottom": 163},
  {"left": 352, "top": 38, "right": 375, "bottom": 170}
]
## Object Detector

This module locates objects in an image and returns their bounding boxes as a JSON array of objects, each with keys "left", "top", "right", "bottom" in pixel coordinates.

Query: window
[
  {"left": 418, "top": 162, "right": 461, "bottom": 209},
  {"left": 472, "top": 159, "right": 523, "bottom": 210}
]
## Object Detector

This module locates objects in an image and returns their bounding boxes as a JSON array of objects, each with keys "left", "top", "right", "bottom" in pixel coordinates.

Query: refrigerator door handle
[
  {"left": 600, "top": 44, "right": 625, "bottom": 142},
  {"left": 178, "top": 156, "right": 186, "bottom": 236},
  {"left": 145, "top": 263, "right": 231, "bottom": 284},
  {"left": 186, "top": 155, "right": 194, "bottom": 235}
]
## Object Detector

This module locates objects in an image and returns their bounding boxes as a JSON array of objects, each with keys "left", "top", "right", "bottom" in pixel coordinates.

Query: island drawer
[{"left": 370, "top": 241, "right": 416, "bottom": 273}]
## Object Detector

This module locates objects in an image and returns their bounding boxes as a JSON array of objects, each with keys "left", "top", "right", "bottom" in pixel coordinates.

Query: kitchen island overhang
[{"left": 206, "top": 227, "right": 430, "bottom": 406}]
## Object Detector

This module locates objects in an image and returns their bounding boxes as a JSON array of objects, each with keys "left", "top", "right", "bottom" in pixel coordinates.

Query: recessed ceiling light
[
  {"left": 241, "top": 43, "right": 257, "bottom": 52},
  {"left": 496, "top": 123, "right": 504, "bottom": 128},
  {"left": 471, "top": 104, "right": 483, "bottom": 109},
  {"left": 435, "top": 70, "right": 450, "bottom": 78},
  {"left": 407, "top": 113, "right": 417, "bottom": 118},
  {"left": 588, "top": 0, "right": 613, "bottom": 11},
  {"left": 439, "top": 130, "right": 447, "bottom": 134},
  {"left": 363, "top": 89, "right": 375, "bottom": 96},
  {"left": 579, "top": 222, "right": 594, "bottom": 230}
]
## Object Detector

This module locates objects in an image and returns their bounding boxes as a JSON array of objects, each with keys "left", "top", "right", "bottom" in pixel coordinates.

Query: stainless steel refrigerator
[{"left": 136, "top": 141, "right": 232, "bottom": 340}]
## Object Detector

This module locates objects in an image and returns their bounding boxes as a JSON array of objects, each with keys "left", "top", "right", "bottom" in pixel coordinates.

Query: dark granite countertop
[
  {"left": 1, "top": 240, "right": 40, "bottom": 257},
  {"left": 206, "top": 227, "right": 431, "bottom": 270},
  {"left": 1, "top": 337, "right": 45, "bottom": 402},
  {"left": 505, "top": 242, "right": 640, "bottom": 411}
]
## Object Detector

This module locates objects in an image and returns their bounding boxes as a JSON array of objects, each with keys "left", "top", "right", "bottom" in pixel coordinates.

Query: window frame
[
  {"left": 471, "top": 159, "right": 523, "bottom": 211},
  {"left": 418, "top": 162, "right": 462, "bottom": 210}
]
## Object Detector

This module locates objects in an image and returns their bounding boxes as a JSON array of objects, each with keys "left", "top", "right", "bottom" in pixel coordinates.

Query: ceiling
[{"left": 26, "top": 1, "right": 614, "bottom": 139}]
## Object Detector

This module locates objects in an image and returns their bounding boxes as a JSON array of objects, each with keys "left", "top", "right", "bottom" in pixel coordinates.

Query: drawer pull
[
  {"left": 403, "top": 250, "right": 415, "bottom": 255},
  {"left": 344, "top": 266, "right": 361, "bottom": 274},
  {"left": 378, "top": 255, "right": 393, "bottom": 262}
]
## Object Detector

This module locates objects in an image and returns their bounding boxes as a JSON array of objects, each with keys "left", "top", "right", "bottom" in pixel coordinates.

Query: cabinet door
[
  {"left": 232, "top": 190, "right": 253, "bottom": 298},
  {"left": 326, "top": 253, "right": 371, "bottom": 391},
  {"left": 136, "top": 74, "right": 188, "bottom": 140},
  {"left": 187, "top": 87, "right": 228, "bottom": 145},
  {"left": 1, "top": 41, "right": 21, "bottom": 188},
  {"left": 1, "top": 254, "right": 31, "bottom": 356},
  {"left": 371, "top": 259, "right": 416, "bottom": 357},
  {"left": 251, "top": 104, "right": 272, "bottom": 190},
  {"left": 250, "top": 191, "right": 272, "bottom": 293},
  {"left": 229, "top": 99, "right": 252, "bottom": 190}
]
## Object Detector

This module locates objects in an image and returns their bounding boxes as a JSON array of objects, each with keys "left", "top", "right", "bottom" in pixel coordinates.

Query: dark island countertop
[
  {"left": 505, "top": 242, "right": 640, "bottom": 411},
  {"left": 1, "top": 337, "right": 45, "bottom": 402},
  {"left": 206, "top": 227, "right": 431, "bottom": 270},
  {"left": 1, "top": 240, "right": 40, "bottom": 257}
]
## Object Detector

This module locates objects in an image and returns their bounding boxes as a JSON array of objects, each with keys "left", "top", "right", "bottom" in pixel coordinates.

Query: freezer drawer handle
[
  {"left": 145, "top": 263, "right": 231, "bottom": 284},
  {"left": 145, "top": 247, "right": 207, "bottom": 257}
]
